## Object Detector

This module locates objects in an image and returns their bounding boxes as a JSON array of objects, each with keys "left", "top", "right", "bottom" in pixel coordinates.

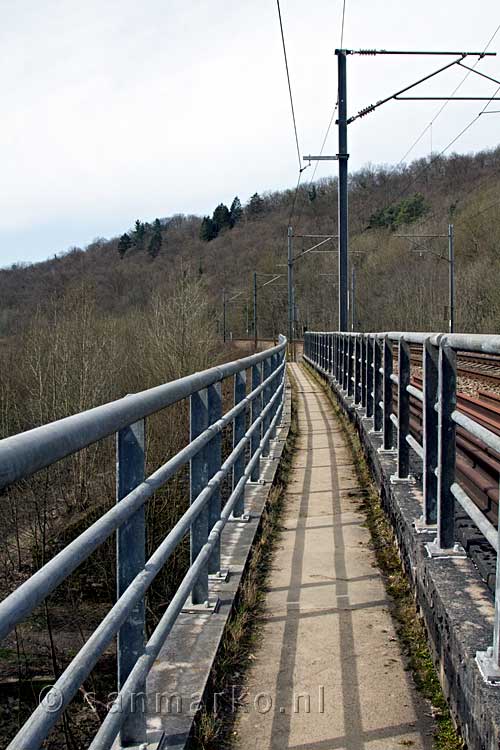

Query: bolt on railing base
[
  {"left": 413, "top": 515, "right": 437, "bottom": 534},
  {"left": 425, "top": 540, "right": 466, "bottom": 559},
  {"left": 208, "top": 569, "right": 230, "bottom": 582},
  {"left": 181, "top": 597, "right": 221, "bottom": 615},
  {"left": 390, "top": 474, "right": 415, "bottom": 485},
  {"left": 228, "top": 512, "right": 251, "bottom": 523},
  {"left": 476, "top": 648, "right": 500, "bottom": 685}
]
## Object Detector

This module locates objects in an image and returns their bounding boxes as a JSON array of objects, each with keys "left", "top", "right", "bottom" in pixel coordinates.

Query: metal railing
[
  {"left": 304, "top": 329, "right": 500, "bottom": 685},
  {"left": 0, "top": 335, "right": 287, "bottom": 749}
]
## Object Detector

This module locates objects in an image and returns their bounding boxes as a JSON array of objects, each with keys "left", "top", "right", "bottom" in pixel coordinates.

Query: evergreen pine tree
[
  {"left": 247, "top": 192, "right": 265, "bottom": 217},
  {"left": 118, "top": 233, "right": 132, "bottom": 259},
  {"left": 133, "top": 219, "right": 146, "bottom": 251},
  {"left": 229, "top": 196, "right": 243, "bottom": 227},
  {"left": 212, "top": 203, "right": 231, "bottom": 233},
  {"left": 308, "top": 184, "right": 317, "bottom": 202},
  {"left": 200, "top": 216, "right": 218, "bottom": 241},
  {"left": 148, "top": 219, "right": 162, "bottom": 259}
]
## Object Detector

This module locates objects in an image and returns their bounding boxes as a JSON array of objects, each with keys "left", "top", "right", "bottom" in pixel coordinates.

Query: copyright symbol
[{"left": 39, "top": 685, "right": 64, "bottom": 713}]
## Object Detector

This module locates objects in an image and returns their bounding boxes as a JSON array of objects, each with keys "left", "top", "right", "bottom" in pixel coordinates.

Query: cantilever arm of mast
[
  {"left": 345, "top": 49, "right": 496, "bottom": 57},
  {"left": 345, "top": 51, "right": 498, "bottom": 124},
  {"left": 294, "top": 236, "right": 338, "bottom": 262},
  {"left": 260, "top": 274, "right": 283, "bottom": 288}
]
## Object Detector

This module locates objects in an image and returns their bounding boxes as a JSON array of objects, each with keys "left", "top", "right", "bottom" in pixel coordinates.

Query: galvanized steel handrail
[
  {"left": 0, "top": 335, "right": 288, "bottom": 750},
  {"left": 304, "top": 329, "right": 500, "bottom": 685},
  {"left": 0, "top": 343, "right": 283, "bottom": 489}
]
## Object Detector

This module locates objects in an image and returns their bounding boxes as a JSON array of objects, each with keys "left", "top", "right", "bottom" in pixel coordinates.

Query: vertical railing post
[
  {"left": 262, "top": 356, "right": 272, "bottom": 456},
  {"left": 423, "top": 338, "right": 439, "bottom": 525},
  {"left": 436, "top": 343, "right": 457, "bottom": 549},
  {"left": 207, "top": 383, "right": 222, "bottom": 571},
  {"left": 347, "top": 336, "right": 353, "bottom": 395},
  {"left": 341, "top": 334, "right": 345, "bottom": 385},
  {"left": 270, "top": 352, "right": 279, "bottom": 438},
  {"left": 232, "top": 370, "right": 247, "bottom": 518},
  {"left": 190, "top": 389, "right": 209, "bottom": 604},
  {"left": 382, "top": 337, "right": 394, "bottom": 450},
  {"left": 361, "top": 335, "right": 367, "bottom": 408},
  {"left": 366, "top": 335, "right": 374, "bottom": 419},
  {"left": 477, "top": 512, "right": 500, "bottom": 681},
  {"left": 373, "top": 337, "right": 383, "bottom": 431},
  {"left": 250, "top": 363, "right": 262, "bottom": 480},
  {"left": 354, "top": 336, "right": 361, "bottom": 404},
  {"left": 338, "top": 335, "right": 342, "bottom": 384},
  {"left": 396, "top": 339, "right": 411, "bottom": 479},
  {"left": 117, "top": 419, "right": 146, "bottom": 747}
]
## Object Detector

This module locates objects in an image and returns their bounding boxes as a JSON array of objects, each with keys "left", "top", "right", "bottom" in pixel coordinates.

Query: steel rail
[
  {"left": 0, "top": 360, "right": 285, "bottom": 641},
  {"left": 303, "top": 329, "right": 500, "bottom": 684},
  {"left": 88, "top": 394, "right": 285, "bottom": 750},
  {"left": 0, "top": 338, "right": 286, "bottom": 490},
  {"left": 8, "top": 379, "right": 286, "bottom": 750}
]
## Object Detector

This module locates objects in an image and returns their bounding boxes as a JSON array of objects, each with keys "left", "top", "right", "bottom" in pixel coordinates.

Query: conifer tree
[
  {"left": 148, "top": 219, "right": 162, "bottom": 259},
  {"left": 118, "top": 233, "right": 132, "bottom": 259},
  {"left": 229, "top": 196, "right": 243, "bottom": 227},
  {"left": 200, "top": 216, "right": 218, "bottom": 242},
  {"left": 133, "top": 219, "right": 146, "bottom": 251},
  {"left": 212, "top": 203, "right": 231, "bottom": 233},
  {"left": 247, "top": 192, "right": 265, "bottom": 217}
]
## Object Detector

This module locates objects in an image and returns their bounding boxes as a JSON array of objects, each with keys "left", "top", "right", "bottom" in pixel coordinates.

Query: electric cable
[{"left": 276, "top": 0, "right": 302, "bottom": 171}]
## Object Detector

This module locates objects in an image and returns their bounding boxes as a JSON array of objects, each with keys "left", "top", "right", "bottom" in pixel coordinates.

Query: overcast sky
[{"left": 1, "top": 0, "right": 499, "bottom": 267}]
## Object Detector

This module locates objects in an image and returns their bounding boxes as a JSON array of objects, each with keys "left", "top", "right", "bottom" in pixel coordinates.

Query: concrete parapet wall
[{"left": 308, "top": 363, "right": 500, "bottom": 750}]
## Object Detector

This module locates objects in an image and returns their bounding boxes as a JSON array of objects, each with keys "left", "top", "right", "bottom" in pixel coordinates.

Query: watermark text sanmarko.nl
[{"left": 39, "top": 684, "right": 326, "bottom": 716}]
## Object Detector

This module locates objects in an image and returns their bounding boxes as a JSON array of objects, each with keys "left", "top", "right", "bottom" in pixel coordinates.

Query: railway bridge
[{"left": 1, "top": 331, "right": 500, "bottom": 749}]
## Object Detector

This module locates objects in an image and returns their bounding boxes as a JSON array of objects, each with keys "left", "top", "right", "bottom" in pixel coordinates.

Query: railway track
[
  {"left": 409, "top": 344, "right": 500, "bottom": 385},
  {"left": 407, "top": 378, "right": 500, "bottom": 527}
]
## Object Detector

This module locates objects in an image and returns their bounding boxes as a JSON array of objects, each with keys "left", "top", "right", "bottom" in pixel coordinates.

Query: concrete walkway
[{"left": 235, "top": 363, "right": 433, "bottom": 750}]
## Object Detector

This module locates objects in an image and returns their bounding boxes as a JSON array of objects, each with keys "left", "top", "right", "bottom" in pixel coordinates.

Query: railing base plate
[
  {"left": 377, "top": 447, "right": 397, "bottom": 455},
  {"left": 413, "top": 516, "right": 437, "bottom": 534},
  {"left": 476, "top": 649, "right": 500, "bottom": 685},
  {"left": 181, "top": 597, "right": 220, "bottom": 615},
  {"left": 209, "top": 568, "right": 229, "bottom": 583},
  {"left": 390, "top": 474, "right": 415, "bottom": 485},
  {"left": 247, "top": 479, "right": 266, "bottom": 486},
  {"left": 228, "top": 512, "right": 251, "bottom": 523},
  {"left": 425, "top": 540, "right": 466, "bottom": 559}
]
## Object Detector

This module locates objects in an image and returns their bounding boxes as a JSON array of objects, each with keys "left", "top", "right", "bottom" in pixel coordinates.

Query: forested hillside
[
  {"left": 2, "top": 145, "right": 500, "bottom": 345},
  {"left": 1, "top": 144, "right": 500, "bottom": 748}
]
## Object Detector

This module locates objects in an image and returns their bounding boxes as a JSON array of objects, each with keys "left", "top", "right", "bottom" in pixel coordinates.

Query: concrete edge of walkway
[
  {"left": 303, "top": 356, "right": 500, "bottom": 750},
  {"left": 141, "top": 382, "right": 293, "bottom": 750}
]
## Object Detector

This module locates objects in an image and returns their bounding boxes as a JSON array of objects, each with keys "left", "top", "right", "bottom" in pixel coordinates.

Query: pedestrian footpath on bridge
[{"left": 235, "top": 363, "right": 433, "bottom": 750}]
